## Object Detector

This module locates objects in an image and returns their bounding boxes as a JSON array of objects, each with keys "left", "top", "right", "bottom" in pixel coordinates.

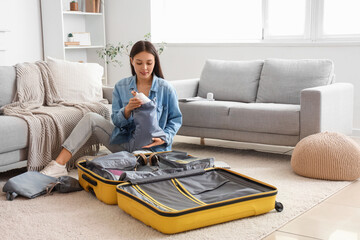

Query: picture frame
[{"left": 72, "top": 32, "right": 91, "bottom": 46}]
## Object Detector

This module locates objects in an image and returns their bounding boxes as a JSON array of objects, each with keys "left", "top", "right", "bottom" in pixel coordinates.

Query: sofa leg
[{"left": 200, "top": 137, "right": 205, "bottom": 145}]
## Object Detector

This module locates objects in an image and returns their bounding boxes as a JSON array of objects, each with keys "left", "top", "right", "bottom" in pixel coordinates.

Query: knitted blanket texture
[{"left": 1, "top": 61, "right": 110, "bottom": 171}]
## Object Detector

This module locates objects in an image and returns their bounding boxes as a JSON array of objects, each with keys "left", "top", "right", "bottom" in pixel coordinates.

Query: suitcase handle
[{"left": 82, "top": 174, "right": 98, "bottom": 186}]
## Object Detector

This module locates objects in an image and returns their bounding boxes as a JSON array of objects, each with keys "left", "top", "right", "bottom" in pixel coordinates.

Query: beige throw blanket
[{"left": 1, "top": 62, "right": 110, "bottom": 171}]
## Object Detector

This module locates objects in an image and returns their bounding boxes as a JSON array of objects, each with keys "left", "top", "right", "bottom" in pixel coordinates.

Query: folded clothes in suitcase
[
  {"left": 151, "top": 151, "right": 214, "bottom": 170},
  {"left": 77, "top": 150, "right": 214, "bottom": 205},
  {"left": 116, "top": 168, "right": 283, "bottom": 234}
]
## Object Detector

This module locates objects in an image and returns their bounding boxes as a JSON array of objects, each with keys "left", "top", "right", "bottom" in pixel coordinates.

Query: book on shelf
[
  {"left": 86, "top": 0, "right": 101, "bottom": 13},
  {"left": 64, "top": 42, "right": 80, "bottom": 46}
]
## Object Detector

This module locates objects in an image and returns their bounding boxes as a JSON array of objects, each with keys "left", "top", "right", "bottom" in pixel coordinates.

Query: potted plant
[
  {"left": 67, "top": 33, "right": 74, "bottom": 42},
  {"left": 97, "top": 33, "right": 166, "bottom": 67},
  {"left": 70, "top": 1, "right": 78, "bottom": 11}
]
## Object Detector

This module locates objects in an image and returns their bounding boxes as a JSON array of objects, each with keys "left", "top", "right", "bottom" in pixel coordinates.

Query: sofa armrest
[
  {"left": 102, "top": 86, "right": 114, "bottom": 104},
  {"left": 300, "top": 83, "right": 353, "bottom": 139},
  {"left": 169, "top": 78, "right": 200, "bottom": 99}
]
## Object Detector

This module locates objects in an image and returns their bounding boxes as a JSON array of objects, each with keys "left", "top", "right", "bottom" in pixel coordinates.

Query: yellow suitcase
[
  {"left": 77, "top": 159, "right": 123, "bottom": 205},
  {"left": 116, "top": 168, "right": 283, "bottom": 234},
  {"left": 77, "top": 151, "right": 208, "bottom": 205},
  {"left": 77, "top": 151, "right": 169, "bottom": 205}
]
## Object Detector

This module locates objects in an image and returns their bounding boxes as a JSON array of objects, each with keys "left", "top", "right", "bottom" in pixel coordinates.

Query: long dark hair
[{"left": 129, "top": 40, "right": 164, "bottom": 79}]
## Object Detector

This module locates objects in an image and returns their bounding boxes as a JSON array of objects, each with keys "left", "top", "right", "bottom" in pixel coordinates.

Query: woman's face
[{"left": 131, "top": 51, "right": 155, "bottom": 81}]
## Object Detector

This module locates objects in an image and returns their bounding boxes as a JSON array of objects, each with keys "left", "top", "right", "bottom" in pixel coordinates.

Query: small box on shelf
[
  {"left": 72, "top": 32, "right": 91, "bottom": 46},
  {"left": 64, "top": 41, "right": 80, "bottom": 46}
]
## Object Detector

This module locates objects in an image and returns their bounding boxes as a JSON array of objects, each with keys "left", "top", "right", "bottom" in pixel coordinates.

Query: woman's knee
[
  {"left": 82, "top": 112, "right": 103, "bottom": 126},
  {"left": 84, "top": 112, "right": 100, "bottom": 119}
]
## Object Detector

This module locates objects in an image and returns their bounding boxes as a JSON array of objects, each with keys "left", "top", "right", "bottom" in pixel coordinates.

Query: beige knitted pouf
[{"left": 291, "top": 132, "right": 360, "bottom": 181}]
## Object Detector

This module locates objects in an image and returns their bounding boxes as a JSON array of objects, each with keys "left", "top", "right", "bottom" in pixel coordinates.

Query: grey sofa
[
  {"left": 0, "top": 66, "right": 113, "bottom": 172},
  {"left": 170, "top": 59, "right": 354, "bottom": 147}
]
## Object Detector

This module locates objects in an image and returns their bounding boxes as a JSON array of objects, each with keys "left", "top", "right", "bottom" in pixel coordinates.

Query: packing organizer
[
  {"left": 116, "top": 168, "right": 283, "bottom": 234},
  {"left": 77, "top": 151, "right": 215, "bottom": 205}
]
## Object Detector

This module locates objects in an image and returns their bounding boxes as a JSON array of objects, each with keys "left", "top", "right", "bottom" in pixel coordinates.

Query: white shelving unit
[{"left": 41, "top": 0, "right": 107, "bottom": 85}]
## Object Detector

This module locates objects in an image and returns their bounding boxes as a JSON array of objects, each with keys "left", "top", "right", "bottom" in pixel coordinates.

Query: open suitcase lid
[{"left": 116, "top": 168, "right": 280, "bottom": 216}]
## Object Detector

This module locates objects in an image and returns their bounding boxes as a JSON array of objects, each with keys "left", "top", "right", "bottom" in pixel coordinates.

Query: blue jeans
[{"left": 62, "top": 112, "right": 130, "bottom": 155}]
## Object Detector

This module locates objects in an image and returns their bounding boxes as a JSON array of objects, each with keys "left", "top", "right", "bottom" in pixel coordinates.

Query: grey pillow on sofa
[
  {"left": 198, "top": 59, "right": 264, "bottom": 102},
  {"left": 256, "top": 59, "right": 334, "bottom": 104}
]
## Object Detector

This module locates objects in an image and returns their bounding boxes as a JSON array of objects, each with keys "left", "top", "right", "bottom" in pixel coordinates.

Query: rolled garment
[
  {"left": 54, "top": 176, "right": 83, "bottom": 193},
  {"left": 130, "top": 100, "right": 166, "bottom": 151}
]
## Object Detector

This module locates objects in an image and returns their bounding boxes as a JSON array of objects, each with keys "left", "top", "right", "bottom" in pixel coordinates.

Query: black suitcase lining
[
  {"left": 118, "top": 169, "right": 277, "bottom": 213},
  {"left": 134, "top": 180, "right": 202, "bottom": 210}
]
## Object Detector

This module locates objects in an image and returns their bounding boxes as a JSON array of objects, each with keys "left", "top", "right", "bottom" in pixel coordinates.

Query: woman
[{"left": 41, "top": 41, "right": 182, "bottom": 178}]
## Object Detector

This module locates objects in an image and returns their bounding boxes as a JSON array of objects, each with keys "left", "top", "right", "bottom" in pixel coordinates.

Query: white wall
[
  {"left": 106, "top": 1, "right": 360, "bottom": 132},
  {"left": 105, "top": 0, "right": 150, "bottom": 86},
  {"left": 0, "top": 0, "right": 43, "bottom": 66}
]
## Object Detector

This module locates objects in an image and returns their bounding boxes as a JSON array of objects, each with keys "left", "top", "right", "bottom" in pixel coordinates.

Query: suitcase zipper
[
  {"left": 172, "top": 179, "right": 206, "bottom": 206},
  {"left": 132, "top": 185, "right": 176, "bottom": 212}
]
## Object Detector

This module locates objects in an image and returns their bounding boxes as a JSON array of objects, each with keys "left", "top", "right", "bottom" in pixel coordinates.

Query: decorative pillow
[
  {"left": 256, "top": 59, "right": 334, "bottom": 104},
  {"left": 198, "top": 59, "right": 264, "bottom": 102},
  {"left": 47, "top": 57, "right": 103, "bottom": 103}
]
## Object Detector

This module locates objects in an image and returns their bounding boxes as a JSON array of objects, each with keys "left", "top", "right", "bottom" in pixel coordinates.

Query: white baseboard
[{"left": 352, "top": 128, "right": 360, "bottom": 137}]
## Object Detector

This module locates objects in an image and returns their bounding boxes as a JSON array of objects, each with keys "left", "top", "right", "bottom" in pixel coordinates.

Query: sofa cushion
[
  {"left": 0, "top": 149, "right": 28, "bottom": 167},
  {"left": 180, "top": 101, "right": 240, "bottom": 130},
  {"left": 228, "top": 103, "right": 300, "bottom": 135},
  {"left": 256, "top": 59, "right": 334, "bottom": 104},
  {"left": 0, "top": 66, "right": 16, "bottom": 107},
  {"left": 0, "top": 116, "right": 28, "bottom": 153},
  {"left": 47, "top": 57, "right": 104, "bottom": 103},
  {"left": 198, "top": 59, "right": 263, "bottom": 103},
  {"left": 180, "top": 101, "right": 300, "bottom": 135}
]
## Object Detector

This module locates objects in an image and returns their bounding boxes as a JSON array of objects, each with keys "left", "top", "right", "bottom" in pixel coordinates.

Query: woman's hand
[
  {"left": 142, "top": 138, "right": 165, "bottom": 149},
  {"left": 124, "top": 91, "right": 142, "bottom": 119}
]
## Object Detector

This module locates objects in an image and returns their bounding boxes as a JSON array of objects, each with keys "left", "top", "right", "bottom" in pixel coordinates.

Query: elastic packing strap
[{"left": 129, "top": 169, "right": 206, "bottom": 185}]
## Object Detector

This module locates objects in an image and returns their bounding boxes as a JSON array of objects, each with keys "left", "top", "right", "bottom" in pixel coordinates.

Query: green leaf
[{"left": 98, "top": 34, "right": 167, "bottom": 67}]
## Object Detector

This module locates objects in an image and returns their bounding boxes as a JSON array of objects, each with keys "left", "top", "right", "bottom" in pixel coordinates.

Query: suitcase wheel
[
  {"left": 88, "top": 186, "right": 97, "bottom": 198},
  {"left": 275, "top": 201, "right": 284, "bottom": 212}
]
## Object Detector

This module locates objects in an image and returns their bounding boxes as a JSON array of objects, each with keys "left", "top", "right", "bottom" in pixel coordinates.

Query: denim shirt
[{"left": 110, "top": 75, "right": 182, "bottom": 152}]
